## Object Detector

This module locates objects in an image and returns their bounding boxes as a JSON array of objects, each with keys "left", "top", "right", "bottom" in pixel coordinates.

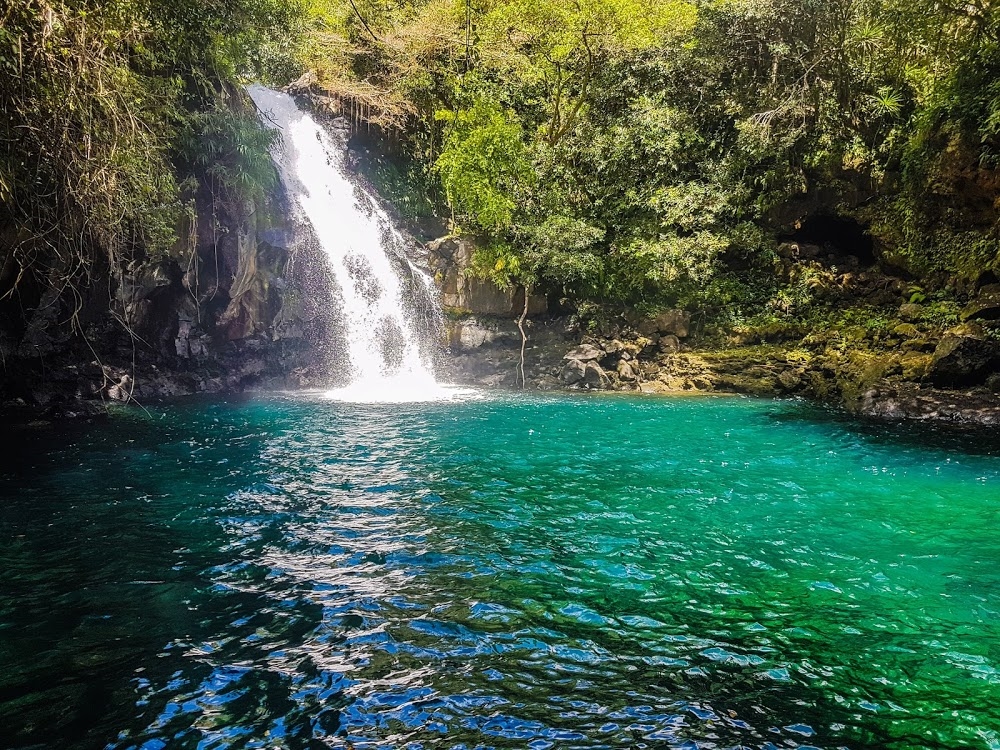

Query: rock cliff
[{"left": 0, "top": 185, "right": 332, "bottom": 418}]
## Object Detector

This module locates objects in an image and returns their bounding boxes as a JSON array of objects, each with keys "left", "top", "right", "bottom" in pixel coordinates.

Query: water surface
[{"left": 2, "top": 393, "right": 999, "bottom": 749}]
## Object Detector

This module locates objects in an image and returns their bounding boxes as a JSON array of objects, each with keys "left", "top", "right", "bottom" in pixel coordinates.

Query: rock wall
[
  {"left": 426, "top": 236, "right": 547, "bottom": 319},
  {"left": 0, "top": 185, "right": 332, "bottom": 418}
]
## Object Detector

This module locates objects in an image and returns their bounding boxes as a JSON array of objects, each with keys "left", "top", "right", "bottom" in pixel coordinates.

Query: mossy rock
[
  {"left": 901, "top": 338, "right": 937, "bottom": 352},
  {"left": 842, "top": 325, "right": 870, "bottom": 343},
  {"left": 960, "top": 291, "right": 1000, "bottom": 322},
  {"left": 836, "top": 351, "right": 900, "bottom": 404},
  {"left": 900, "top": 352, "right": 933, "bottom": 381},
  {"left": 713, "top": 374, "right": 780, "bottom": 396},
  {"left": 442, "top": 306, "right": 474, "bottom": 319},
  {"left": 804, "top": 370, "right": 836, "bottom": 399}
]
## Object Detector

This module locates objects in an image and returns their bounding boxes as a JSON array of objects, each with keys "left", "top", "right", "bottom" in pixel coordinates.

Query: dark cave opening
[{"left": 784, "top": 215, "right": 876, "bottom": 267}]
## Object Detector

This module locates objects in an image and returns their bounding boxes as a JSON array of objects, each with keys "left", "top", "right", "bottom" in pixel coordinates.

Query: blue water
[{"left": 2, "top": 392, "right": 999, "bottom": 749}]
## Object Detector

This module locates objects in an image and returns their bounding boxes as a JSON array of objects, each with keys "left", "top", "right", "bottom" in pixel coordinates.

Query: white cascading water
[{"left": 248, "top": 86, "right": 458, "bottom": 403}]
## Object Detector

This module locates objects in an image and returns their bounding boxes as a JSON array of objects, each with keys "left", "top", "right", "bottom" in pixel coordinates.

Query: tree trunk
[{"left": 516, "top": 285, "right": 529, "bottom": 388}]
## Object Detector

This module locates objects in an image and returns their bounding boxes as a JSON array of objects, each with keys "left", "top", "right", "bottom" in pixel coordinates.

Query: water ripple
[{"left": 2, "top": 394, "right": 1000, "bottom": 748}]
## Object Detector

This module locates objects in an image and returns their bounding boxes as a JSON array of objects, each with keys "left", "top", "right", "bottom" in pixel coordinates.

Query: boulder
[
  {"left": 898, "top": 303, "right": 923, "bottom": 322},
  {"left": 445, "top": 319, "right": 518, "bottom": 350},
  {"left": 604, "top": 339, "right": 624, "bottom": 356},
  {"left": 632, "top": 309, "right": 691, "bottom": 338},
  {"left": 654, "top": 309, "right": 691, "bottom": 338},
  {"left": 961, "top": 285, "right": 1000, "bottom": 321},
  {"left": 901, "top": 338, "right": 937, "bottom": 353},
  {"left": 583, "top": 362, "right": 611, "bottom": 389},
  {"left": 897, "top": 352, "right": 931, "bottom": 381},
  {"left": 564, "top": 343, "right": 605, "bottom": 362},
  {"left": 778, "top": 369, "right": 803, "bottom": 391},
  {"left": 617, "top": 359, "right": 637, "bottom": 381},
  {"left": 457, "top": 322, "right": 495, "bottom": 349},
  {"left": 560, "top": 359, "right": 587, "bottom": 384},
  {"left": 658, "top": 334, "right": 681, "bottom": 353},
  {"left": 287, "top": 69, "right": 319, "bottom": 93},
  {"left": 927, "top": 329, "right": 1000, "bottom": 386}
]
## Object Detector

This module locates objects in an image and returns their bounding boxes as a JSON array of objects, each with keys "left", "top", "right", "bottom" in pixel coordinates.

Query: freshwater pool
[{"left": 2, "top": 392, "right": 999, "bottom": 749}]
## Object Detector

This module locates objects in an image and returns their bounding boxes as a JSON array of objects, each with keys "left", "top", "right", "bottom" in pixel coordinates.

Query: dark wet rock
[
  {"left": 0, "top": 180, "right": 333, "bottom": 421},
  {"left": 960, "top": 285, "right": 1000, "bottom": 321},
  {"left": 42, "top": 398, "right": 108, "bottom": 421},
  {"left": 858, "top": 384, "right": 1000, "bottom": 426},
  {"left": 927, "top": 329, "right": 1000, "bottom": 387}
]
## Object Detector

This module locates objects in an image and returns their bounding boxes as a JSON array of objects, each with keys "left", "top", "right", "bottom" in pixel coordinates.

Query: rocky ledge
[
  {"left": 442, "top": 305, "right": 1000, "bottom": 427},
  {"left": 857, "top": 384, "right": 1000, "bottom": 426}
]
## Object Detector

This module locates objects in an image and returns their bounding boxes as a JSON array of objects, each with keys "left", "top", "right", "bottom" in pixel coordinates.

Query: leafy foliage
[
  {"left": 435, "top": 98, "right": 533, "bottom": 231},
  {"left": 0, "top": 0, "right": 297, "bottom": 310},
  {"left": 6, "top": 0, "right": 1000, "bottom": 330}
]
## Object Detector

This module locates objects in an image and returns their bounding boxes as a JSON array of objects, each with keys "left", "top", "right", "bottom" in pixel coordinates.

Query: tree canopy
[{"left": 4, "top": 0, "right": 998, "bottom": 320}]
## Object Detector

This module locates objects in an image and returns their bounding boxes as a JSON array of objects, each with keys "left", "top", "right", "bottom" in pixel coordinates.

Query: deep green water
[{"left": 2, "top": 393, "right": 1000, "bottom": 749}]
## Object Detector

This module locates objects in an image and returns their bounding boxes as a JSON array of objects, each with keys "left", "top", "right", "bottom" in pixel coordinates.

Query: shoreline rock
[{"left": 440, "top": 312, "right": 1000, "bottom": 427}]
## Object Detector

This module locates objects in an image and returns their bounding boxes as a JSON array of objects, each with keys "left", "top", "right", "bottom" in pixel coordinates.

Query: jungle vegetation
[
  {"left": 2, "top": 0, "right": 999, "bottom": 323},
  {"left": 0, "top": 0, "right": 296, "bottom": 328}
]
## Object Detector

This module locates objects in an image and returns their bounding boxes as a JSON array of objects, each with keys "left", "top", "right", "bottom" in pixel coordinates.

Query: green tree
[{"left": 435, "top": 96, "right": 534, "bottom": 231}]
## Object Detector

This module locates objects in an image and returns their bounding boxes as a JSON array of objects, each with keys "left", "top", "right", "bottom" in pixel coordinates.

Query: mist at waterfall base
[{"left": 248, "top": 85, "right": 466, "bottom": 403}]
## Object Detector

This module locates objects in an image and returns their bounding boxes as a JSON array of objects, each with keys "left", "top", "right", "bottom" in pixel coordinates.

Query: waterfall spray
[{"left": 249, "top": 86, "right": 461, "bottom": 403}]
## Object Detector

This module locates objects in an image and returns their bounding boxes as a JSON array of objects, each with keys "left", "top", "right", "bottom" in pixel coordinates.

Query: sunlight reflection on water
[{"left": 3, "top": 394, "right": 1000, "bottom": 749}]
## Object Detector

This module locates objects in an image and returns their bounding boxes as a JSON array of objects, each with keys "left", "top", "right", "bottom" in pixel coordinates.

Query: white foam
[
  {"left": 324, "top": 379, "right": 482, "bottom": 404},
  {"left": 249, "top": 85, "right": 443, "bottom": 402}
]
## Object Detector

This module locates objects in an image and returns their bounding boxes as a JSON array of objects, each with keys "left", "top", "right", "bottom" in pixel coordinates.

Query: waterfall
[{"left": 248, "top": 86, "right": 454, "bottom": 403}]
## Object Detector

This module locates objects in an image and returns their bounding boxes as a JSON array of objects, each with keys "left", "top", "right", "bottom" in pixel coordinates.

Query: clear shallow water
[{"left": 2, "top": 394, "right": 1000, "bottom": 750}]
